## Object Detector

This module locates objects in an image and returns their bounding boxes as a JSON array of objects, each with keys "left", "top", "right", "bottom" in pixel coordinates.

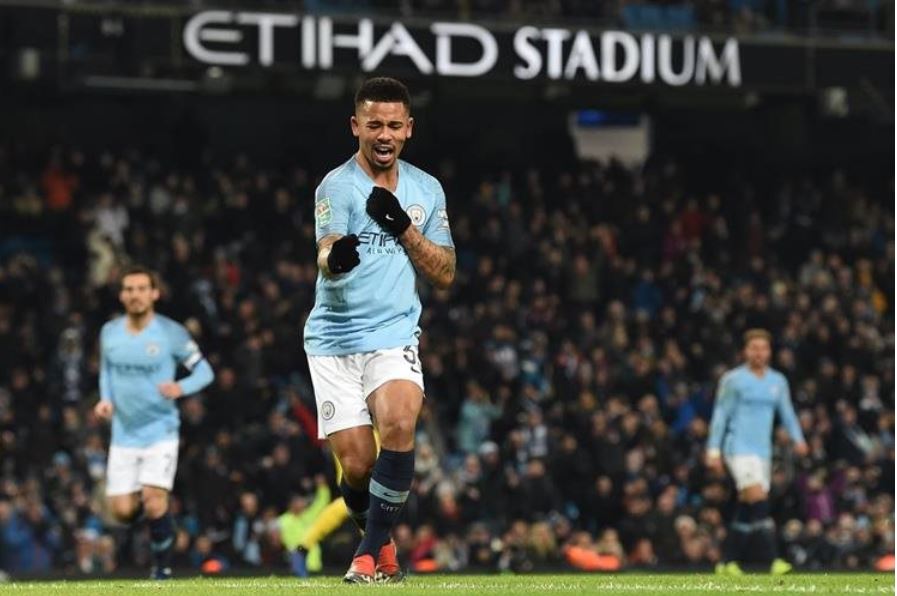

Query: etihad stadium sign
[{"left": 183, "top": 11, "right": 742, "bottom": 87}]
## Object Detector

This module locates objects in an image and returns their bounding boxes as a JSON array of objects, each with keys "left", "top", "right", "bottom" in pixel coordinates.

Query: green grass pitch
[{"left": 0, "top": 574, "right": 892, "bottom": 595}]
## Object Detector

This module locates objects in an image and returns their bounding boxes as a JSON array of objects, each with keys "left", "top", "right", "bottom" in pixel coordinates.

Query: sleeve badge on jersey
[
  {"left": 437, "top": 208, "right": 450, "bottom": 230},
  {"left": 315, "top": 196, "right": 332, "bottom": 227}
]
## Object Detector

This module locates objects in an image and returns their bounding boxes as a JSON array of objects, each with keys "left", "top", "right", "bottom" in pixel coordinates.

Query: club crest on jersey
[
  {"left": 315, "top": 196, "right": 332, "bottom": 227},
  {"left": 407, "top": 204, "right": 426, "bottom": 226},
  {"left": 145, "top": 342, "right": 160, "bottom": 357}
]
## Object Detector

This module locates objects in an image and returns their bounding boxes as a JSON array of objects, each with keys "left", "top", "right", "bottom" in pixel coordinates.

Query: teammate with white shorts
[
  {"left": 94, "top": 266, "right": 214, "bottom": 579},
  {"left": 705, "top": 329, "right": 808, "bottom": 575}
]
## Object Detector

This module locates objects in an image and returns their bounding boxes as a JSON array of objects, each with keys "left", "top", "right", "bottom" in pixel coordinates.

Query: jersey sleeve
[
  {"left": 421, "top": 179, "right": 454, "bottom": 248},
  {"left": 314, "top": 178, "right": 352, "bottom": 242},
  {"left": 707, "top": 373, "right": 737, "bottom": 455},
  {"left": 168, "top": 322, "right": 204, "bottom": 371},
  {"left": 166, "top": 321, "right": 215, "bottom": 395},
  {"left": 776, "top": 375, "right": 805, "bottom": 445},
  {"left": 99, "top": 324, "right": 113, "bottom": 403}
]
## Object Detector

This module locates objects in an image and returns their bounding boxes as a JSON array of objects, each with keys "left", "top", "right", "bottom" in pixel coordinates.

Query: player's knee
[
  {"left": 378, "top": 417, "right": 416, "bottom": 448},
  {"left": 109, "top": 499, "right": 139, "bottom": 523},
  {"left": 141, "top": 491, "right": 169, "bottom": 518},
  {"left": 340, "top": 455, "right": 375, "bottom": 486},
  {"left": 740, "top": 485, "right": 767, "bottom": 503}
]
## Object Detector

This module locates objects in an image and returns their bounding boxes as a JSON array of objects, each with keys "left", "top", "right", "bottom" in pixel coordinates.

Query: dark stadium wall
[
  {"left": 0, "top": 91, "right": 890, "bottom": 192},
  {"left": 650, "top": 101, "right": 894, "bottom": 198},
  {"left": 0, "top": 91, "right": 578, "bottom": 179}
]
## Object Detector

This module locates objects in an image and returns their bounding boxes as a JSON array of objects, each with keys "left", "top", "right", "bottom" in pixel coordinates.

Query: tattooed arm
[{"left": 399, "top": 225, "right": 456, "bottom": 290}]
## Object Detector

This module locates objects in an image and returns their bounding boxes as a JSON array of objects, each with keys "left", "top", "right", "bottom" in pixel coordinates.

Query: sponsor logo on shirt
[
  {"left": 357, "top": 231, "right": 407, "bottom": 256},
  {"left": 111, "top": 362, "right": 163, "bottom": 375},
  {"left": 145, "top": 342, "right": 160, "bottom": 357}
]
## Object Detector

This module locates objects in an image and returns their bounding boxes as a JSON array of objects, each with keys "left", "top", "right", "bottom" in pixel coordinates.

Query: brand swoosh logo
[{"left": 385, "top": 214, "right": 394, "bottom": 221}]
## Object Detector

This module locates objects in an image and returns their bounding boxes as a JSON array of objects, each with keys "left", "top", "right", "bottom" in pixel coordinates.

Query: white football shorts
[
  {"left": 105, "top": 439, "right": 179, "bottom": 496},
  {"left": 307, "top": 345, "right": 425, "bottom": 439},
  {"left": 724, "top": 454, "right": 771, "bottom": 492}
]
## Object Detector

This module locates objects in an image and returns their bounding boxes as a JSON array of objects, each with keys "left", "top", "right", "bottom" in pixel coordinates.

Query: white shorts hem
[
  {"left": 308, "top": 346, "right": 425, "bottom": 440},
  {"left": 105, "top": 440, "right": 179, "bottom": 497},
  {"left": 724, "top": 454, "right": 771, "bottom": 493}
]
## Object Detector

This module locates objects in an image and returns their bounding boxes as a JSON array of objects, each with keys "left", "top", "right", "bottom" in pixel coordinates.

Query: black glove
[
  {"left": 327, "top": 234, "right": 360, "bottom": 274},
  {"left": 366, "top": 187, "right": 411, "bottom": 236}
]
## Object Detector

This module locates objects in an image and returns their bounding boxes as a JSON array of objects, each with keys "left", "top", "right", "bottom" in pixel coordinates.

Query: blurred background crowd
[{"left": 0, "top": 140, "right": 892, "bottom": 575}]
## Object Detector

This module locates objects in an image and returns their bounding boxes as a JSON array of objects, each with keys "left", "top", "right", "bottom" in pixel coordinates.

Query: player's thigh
[
  {"left": 739, "top": 484, "right": 767, "bottom": 503},
  {"left": 105, "top": 444, "right": 142, "bottom": 499},
  {"left": 364, "top": 347, "right": 424, "bottom": 450},
  {"left": 136, "top": 440, "right": 179, "bottom": 494},
  {"left": 307, "top": 353, "right": 371, "bottom": 440},
  {"left": 367, "top": 380, "right": 424, "bottom": 430},
  {"left": 362, "top": 345, "right": 425, "bottom": 423}
]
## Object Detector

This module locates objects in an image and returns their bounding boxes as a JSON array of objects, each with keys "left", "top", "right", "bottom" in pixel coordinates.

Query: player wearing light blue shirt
[
  {"left": 302, "top": 78, "right": 455, "bottom": 584},
  {"left": 100, "top": 315, "right": 213, "bottom": 447},
  {"left": 304, "top": 156, "right": 453, "bottom": 356},
  {"left": 95, "top": 266, "right": 214, "bottom": 580},
  {"left": 705, "top": 329, "right": 808, "bottom": 576},
  {"left": 706, "top": 366, "right": 804, "bottom": 459}
]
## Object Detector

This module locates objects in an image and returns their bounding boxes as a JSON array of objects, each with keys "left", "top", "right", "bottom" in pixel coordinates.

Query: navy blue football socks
[
  {"left": 148, "top": 511, "right": 174, "bottom": 571},
  {"left": 356, "top": 448, "right": 414, "bottom": 558}
]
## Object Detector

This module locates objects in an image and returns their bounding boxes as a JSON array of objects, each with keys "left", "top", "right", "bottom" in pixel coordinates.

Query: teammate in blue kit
[
  {"left": 94, "top": 266, "right": 214, "bottom": 579},
  {"left": 303, "top": 77, "right": 455, "bottom": 583},
  {"left": 705, "top": 328, "right": 808, "bottom": 575}
]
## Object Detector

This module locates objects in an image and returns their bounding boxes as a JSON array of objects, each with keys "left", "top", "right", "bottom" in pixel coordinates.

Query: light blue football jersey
[
  {"left": 304, "top": 157, "right": 454, "bottom": 356},
  {"left": 99, "top": 314, "right": 214, "bottom": 447},
  {"left": 706, "top": 364, "right": 805, "bottom": 458}
]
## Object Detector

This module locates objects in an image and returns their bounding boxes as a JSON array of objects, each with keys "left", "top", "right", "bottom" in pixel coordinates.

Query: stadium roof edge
[{"left": 0, "top": 0, "right": 892, "bottom": 48}]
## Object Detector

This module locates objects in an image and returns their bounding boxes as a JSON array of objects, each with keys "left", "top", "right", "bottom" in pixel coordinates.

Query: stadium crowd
[{"left": 0, "top": 143, "right": 892, "bottom": 575}]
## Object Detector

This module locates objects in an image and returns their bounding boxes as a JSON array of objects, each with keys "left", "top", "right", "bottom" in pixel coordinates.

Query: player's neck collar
[
  {"left": 125, "top": 312, "right": 156, "bottom": 335},
  {"left": 746, "top": 364, "right": 768, "bottom": 378},
  {"left": 354, "top": 152, "right": 400, "bottom": 192}
]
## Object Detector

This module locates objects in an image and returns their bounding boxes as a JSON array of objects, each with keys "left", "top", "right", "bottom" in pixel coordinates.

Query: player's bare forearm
[
  {"left": 399, "top": 225, "right": 455, "bottom": 289},
  {"left": 316, "top": 235, "right": 340, "bottom": 278}
]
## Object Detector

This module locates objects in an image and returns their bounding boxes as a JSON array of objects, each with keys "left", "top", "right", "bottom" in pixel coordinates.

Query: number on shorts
[
  {"left": 403, "top": 346, "right": 422, "bottom": 374},
  {"left": 163, "top": 454, "right": 174, "bottom": 476}
]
